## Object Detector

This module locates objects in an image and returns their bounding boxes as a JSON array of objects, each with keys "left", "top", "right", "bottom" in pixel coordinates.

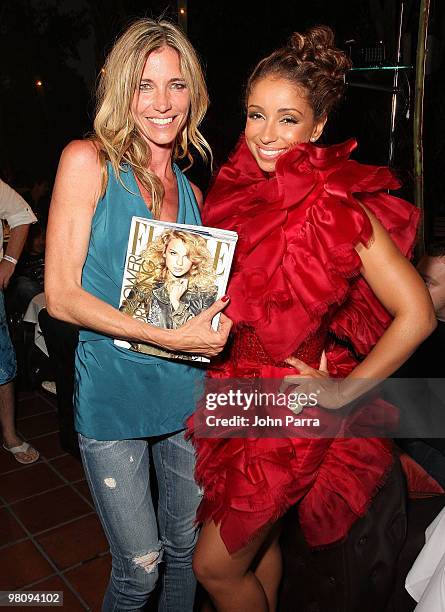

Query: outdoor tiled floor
[{"left": 0, "top": 390, "right": 110, "bottom": 611}]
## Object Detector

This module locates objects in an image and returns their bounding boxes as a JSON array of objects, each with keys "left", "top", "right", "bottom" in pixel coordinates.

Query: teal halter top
[{"left": 74, "top": 163, "right": 205, "bottom": 440}]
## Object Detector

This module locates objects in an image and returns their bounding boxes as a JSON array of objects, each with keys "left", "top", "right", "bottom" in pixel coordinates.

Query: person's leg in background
[
  {"left": 153, "top": 431, "right": 201, "bottom": 612},
  {"left": 38, "top": 308, "right": 79, "bottom": 456},
  {"left": 0, "top": 291, "right": 39, "bottom": 464},
  {"left": 79, "top": 435, "right": 162, "bottom": 612},
  {"left": 6, "top": 275, "right": 43, "bottom": 320},
  {"left": 0, "top": 380, "right": 39, "bottom": 463}
]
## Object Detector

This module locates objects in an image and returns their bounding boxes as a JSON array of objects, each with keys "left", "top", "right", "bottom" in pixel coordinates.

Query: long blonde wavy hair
[
  {"left": 137, "top": 230, "right": 217, "bottom": 293},
  {"left": 93, "top": 18, "right": 211, "bottom": 218}
]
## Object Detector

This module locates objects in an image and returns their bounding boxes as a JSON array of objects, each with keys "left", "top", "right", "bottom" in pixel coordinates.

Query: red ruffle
[
  {"left": 190, "top": 417, "right": 395, "bottom": 552},
  {"left": 397, "top": 449, "right": 445, "bottom": 498},
  {"left": 298, "top": 436, "right": 394, "bottom": 547}
]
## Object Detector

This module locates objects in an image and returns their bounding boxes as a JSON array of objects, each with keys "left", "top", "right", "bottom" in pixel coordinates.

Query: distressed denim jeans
[{"left": 79, "top": 431, "right": 200, "bottom": 612}]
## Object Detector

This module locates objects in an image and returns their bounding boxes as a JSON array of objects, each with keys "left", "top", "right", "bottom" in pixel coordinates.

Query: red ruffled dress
[{"left": 187, "top": 136, "right": 420, "bottom": 554}]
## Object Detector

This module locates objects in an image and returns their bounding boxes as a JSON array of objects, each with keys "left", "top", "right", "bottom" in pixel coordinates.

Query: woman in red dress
[{"left": 190, "top": 26, "right": 436, "bottom": 611}]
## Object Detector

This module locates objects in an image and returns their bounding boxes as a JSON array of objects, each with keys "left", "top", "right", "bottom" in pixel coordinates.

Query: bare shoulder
[
  {"left": 190, "top": 181, "right": 204, "bottom": 211},
  {"left": 60, "top": 139, "right": 102, "bottom": 172},
  {"left": 354, "top": 202, "right": 397, "bottom": 258},
  {"left": 52, "top": 140, "right": 102, "bottom": 211}
]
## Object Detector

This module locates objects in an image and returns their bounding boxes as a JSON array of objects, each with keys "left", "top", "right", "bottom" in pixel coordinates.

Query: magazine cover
[{"left": 115, "top": 217, "right": 238, "bottom": 362}]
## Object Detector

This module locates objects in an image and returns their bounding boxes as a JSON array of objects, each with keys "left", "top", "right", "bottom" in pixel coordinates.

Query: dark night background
[{"left": 1, "top": 0, "right": 444, "bottom": 241}]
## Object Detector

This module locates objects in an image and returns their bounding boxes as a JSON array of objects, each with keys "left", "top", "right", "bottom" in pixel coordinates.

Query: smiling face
[
  {"left": 245, "top": 76, "right": 326, "bottom": 172},
  {"left": 132, "top": 46, "right": 190, "bottom": 154},
  {"left": 164, "top": 238, "right": 193, "bottom": 278}
]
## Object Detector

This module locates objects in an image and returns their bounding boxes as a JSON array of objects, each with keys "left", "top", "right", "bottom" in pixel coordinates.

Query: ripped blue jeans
[{"left": 79, "top": 431, "right": 200, "bottom": 612}]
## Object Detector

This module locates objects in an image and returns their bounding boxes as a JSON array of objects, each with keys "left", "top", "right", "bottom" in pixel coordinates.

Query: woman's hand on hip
[
  {"left": 284, "top": 351, "right": 329, "bottom": 379},
  {"left": 281, "top": 352, "right": 345, "bottom": 411}
]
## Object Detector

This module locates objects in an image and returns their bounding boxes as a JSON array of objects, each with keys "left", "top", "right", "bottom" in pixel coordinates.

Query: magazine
[{"left": 115, "top": 217, "right": 238, "bottom": 362}]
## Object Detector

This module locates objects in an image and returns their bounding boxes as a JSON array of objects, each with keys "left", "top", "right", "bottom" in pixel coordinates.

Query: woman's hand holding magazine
[{"left": 162, "top": 297, "right": 232, "bottom": 358}]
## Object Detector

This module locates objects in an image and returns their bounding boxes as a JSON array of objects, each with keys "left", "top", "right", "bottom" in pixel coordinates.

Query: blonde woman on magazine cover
[{"left": 122, "top": 229, "right": 218, "bottom": 330}]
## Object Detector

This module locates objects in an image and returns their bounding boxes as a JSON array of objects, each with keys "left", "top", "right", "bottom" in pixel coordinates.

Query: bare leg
[
  {"left": 0, "top": 381, "right": 21, "bottom": 444},
  {"left": 193, "top": 520, "right": 276, "bottom": 612},
  {"left": 0, "top": 381, "right": 38, "bottom": 462},
  {"left": 253, "top": 532, "right": 282, "bottom": 612},
  {"left": 199, "top": 598, "right": 215, "bottom": 612},
  {"left": 196, "top": 535, "right": 282, "bottom": 612}
]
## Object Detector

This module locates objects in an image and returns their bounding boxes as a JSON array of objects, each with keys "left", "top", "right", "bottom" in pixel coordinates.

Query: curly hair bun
[
  {"left": 289, "top": 25, "right": 336, "bottom": 53},
  {"left": 246, "top": 25, "right": 351, "bottom": 119},
  {"left": 289, "top": 25, "right": 351, "bottom": 93}
]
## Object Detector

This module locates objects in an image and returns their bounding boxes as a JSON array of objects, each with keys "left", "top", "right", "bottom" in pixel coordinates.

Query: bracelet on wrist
[{"left": 2, "top": 255, "right": 18, "bottom": 266}]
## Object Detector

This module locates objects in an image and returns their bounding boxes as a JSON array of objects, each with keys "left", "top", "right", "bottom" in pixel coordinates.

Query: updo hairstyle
[{"left": 245, "top": 26, "right": 352, "bottom": 120}]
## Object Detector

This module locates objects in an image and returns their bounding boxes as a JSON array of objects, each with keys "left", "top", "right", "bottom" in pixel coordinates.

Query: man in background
[
  {"left": 396, "top": 241, "right": 445, "bottom": 487},
  {"left": 417, "top": 242, "right": 445, "bottom": 345}
]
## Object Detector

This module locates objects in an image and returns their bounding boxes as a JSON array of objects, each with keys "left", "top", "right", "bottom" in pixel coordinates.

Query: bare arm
[
  {"left": 285, "top": 208, "right": 436, "bottom": 405},
  {"left": 348, "top": 208, "right": 436, "bottom": 378},
  {"left": 45, "top": 140, "right": 231, "bottom": 357},
  {"left": 0, "top": 224, "right": 30, "bottom": 289}
]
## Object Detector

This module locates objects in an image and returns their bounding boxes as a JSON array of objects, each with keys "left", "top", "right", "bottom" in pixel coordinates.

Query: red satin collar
[{"left": 203, "top": 136, "right": 419, "bottom": 362}]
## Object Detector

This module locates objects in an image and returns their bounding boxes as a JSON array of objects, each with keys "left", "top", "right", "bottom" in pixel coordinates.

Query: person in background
[
  {"left": 38, "top": 308, "right": 78, "bottom": 451},
  {"left": 45, "top": 18, "right": 230, "bottom": 612},
  {"left": 396, "top": 240, "right": 445, "bottom": 488},
  {"left": 6, "top": 222, "right": 45, "bottom": 319},
  {"left": 417, "top": 241, "right": 445, "bottom": 333},
  {"left": 0, "top": 178, "right": 39, "bottom": 464},
  {"left": 189, "top": 26, "right": 435, "bottom": 611}
]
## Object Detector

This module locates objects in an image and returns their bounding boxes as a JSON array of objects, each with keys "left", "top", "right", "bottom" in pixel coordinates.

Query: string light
[
  {"left": 36, "top": 80, "right": 43, "bottom": 87},
  {"left": 178, "top": 1, "right": 187, "bottom": 32}
]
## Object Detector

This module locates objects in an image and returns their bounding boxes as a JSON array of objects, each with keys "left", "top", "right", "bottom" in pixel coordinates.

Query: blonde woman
[{"left": 45, "top": 18, "right": 231, "bottom": 612}]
